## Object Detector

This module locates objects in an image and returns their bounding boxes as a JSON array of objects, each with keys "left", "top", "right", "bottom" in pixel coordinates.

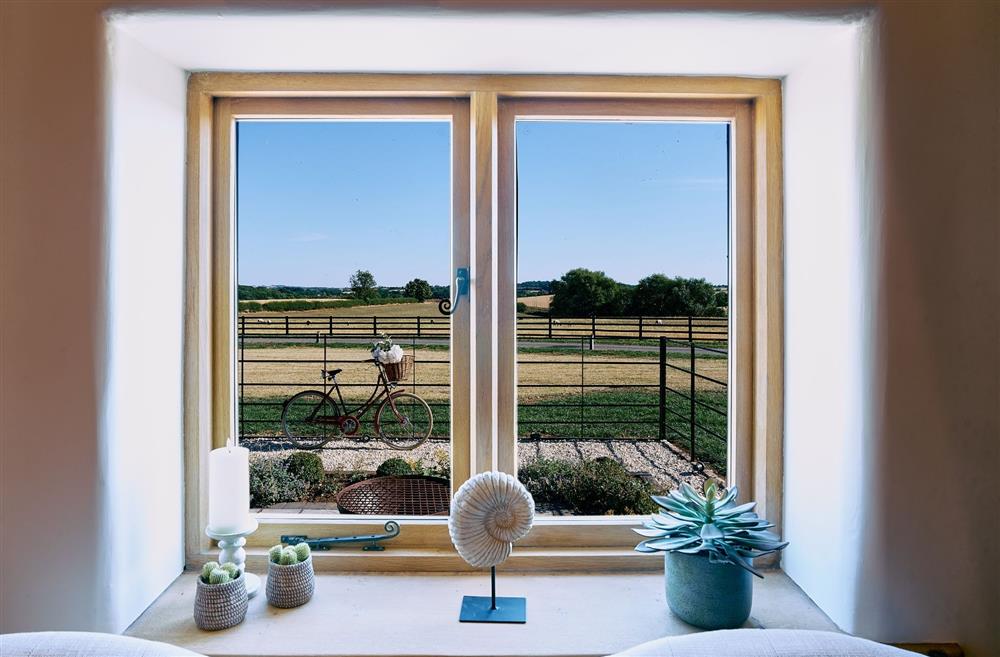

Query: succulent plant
[
  {"left": 634, "top": 480, "right": 788, "bottom": 577},
  {"left": 201, "top": 561, "right": 220, "bottom": 583},
  {"left": 268, "top": 542, "right": 311, "bottom": 566},
  {"left": 279, "top": 547, "right": 299, "bottom": 566},
  {"left": 208, "top": 568, "right": 232, "bottom": 585},
  {"left": 293, "top": 542, "right": 311, "bottom": 562},
  {"left": 200, "top": 561, "right": 241, "bottom": 584}
]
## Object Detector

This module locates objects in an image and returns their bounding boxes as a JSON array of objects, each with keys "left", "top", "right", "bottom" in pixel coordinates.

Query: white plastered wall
[{"left": 101, "top": 25, "right": 188, "bottom": 631}]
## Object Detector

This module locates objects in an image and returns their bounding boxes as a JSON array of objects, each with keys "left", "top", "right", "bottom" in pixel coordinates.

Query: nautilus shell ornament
[{"left": 449, "top": 471, "right": 535, "bottom": 568}]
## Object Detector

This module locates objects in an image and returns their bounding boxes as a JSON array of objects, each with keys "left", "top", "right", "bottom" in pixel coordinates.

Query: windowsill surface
[{"left": 126, "top": 570, "right": 837, "bottom": 657}]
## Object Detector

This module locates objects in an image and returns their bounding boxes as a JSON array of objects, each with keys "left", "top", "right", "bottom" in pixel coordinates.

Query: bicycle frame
[{"left": 323, "top": 360, "right": 404, "bottom": 422}]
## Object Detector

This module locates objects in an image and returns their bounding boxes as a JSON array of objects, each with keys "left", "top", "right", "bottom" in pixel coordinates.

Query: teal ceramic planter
[{"left": 665, "top": 551, "right": 752, "bottom": 629}]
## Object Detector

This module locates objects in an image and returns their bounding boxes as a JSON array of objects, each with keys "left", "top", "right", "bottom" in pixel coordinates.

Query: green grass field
[{"left": 238, "top": 389, "right": 727, "bottom": 474}]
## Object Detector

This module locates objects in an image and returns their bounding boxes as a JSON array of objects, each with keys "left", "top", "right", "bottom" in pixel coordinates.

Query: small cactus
[
  {"left": 268, "top": 544, "right": 284, "bottom": 564},
  {"left": 293, "top": 542, "right": 311, "bottom": 562},
  {"left": 208, "top": 568, "right": 232, "bottom": 585},
  {"left": 220, "top": 562, "right": 240, "bottom": 579},
  {"left": 279, "top": 547, "right": 299, "bottom": 565},
  {"left": 201, "top": 561, "right": 220, "bottom": 583}
]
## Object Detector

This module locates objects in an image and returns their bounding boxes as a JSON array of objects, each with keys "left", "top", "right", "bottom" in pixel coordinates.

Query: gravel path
[{"left": 245, "top": 436, "right": 717, "bottom": 491}]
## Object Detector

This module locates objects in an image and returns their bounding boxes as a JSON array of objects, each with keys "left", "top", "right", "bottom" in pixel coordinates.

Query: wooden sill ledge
[{"left": 127, "top": 570, "right": 837, "bottom": 657}]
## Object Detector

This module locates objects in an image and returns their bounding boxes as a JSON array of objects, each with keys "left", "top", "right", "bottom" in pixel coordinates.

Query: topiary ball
[
  {"left": 376, "top": 457, "right": 414, "bottom": 477},
  {"left": 285, "top": 452, "right": 325, "bottom": 489}
]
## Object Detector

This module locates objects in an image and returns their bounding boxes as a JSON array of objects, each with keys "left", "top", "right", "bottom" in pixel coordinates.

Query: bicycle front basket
[{"left": 382, "top": 355, "right": 412, "bottom": 382}]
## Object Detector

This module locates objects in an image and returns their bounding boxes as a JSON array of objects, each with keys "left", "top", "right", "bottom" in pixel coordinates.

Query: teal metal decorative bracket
[
  {"left": 438, "top": 267, "right": 469, "bottom": 315},
  {"left": 281, "top": 520, "right": 400, "bottom": 552}
]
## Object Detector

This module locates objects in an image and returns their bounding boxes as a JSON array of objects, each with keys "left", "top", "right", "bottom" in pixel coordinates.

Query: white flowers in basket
[{"left": 372, "top": 333, "right": 405, "bottom": 364}]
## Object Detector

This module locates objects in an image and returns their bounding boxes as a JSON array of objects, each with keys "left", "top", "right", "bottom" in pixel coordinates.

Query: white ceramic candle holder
[{"left": 207, "top": 518, "right": 260, "bottom": 599}]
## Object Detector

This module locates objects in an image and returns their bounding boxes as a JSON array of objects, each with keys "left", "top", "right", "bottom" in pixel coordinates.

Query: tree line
[
  {"left": 238, "top": 272, "right": 447, "bottom": 304},
  {"left": 241, "top": 268, "right": 727, "bottom": 318},
  {"left": 548, "top": 269, "right": 726, "bottom": 317}
]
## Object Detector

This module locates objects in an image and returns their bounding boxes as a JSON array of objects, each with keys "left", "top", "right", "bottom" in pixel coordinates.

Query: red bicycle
[{"left": 280, "top": 355, "right": 433, "bottom": 450}]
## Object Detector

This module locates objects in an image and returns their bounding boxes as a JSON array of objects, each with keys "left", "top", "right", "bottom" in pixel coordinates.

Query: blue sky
[{"left": 237, "top": 120, "right": 728, "bottom": 288}]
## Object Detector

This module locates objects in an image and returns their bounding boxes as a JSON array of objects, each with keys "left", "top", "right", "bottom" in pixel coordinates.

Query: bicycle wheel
[
  {"left": 281, "top": 390, "right": 339, "bottom": 450},
  {"left": 376, "top": 392, "right": 433, "bottom": 450}
]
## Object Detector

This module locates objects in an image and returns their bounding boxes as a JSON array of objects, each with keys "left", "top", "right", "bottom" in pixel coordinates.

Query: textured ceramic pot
[
  {"left": 665, "top": 551, "right": 752, "bottom": 630},
  {"left": 194, "top": 576, "right": 248, "bottom": 631},
  {"left": 266, "top": 556, "right": 315, "bottom": 608}
]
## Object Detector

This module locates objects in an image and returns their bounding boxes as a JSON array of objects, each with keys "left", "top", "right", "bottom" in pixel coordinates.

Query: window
[
  {"left": 510, "top": 115, "right": 731, "bottom": 515},
  {"left": 186, "top": 77, "right": 782, "bottom": 569},
  {"left": 233, "top": 107, "right": 466, "bottom": 514}
]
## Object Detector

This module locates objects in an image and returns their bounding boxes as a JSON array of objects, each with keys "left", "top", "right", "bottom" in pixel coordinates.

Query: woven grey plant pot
[
  {"left": 194, "top": 575, "right": 248, "bottom": 631},
  {"left": 266, "top": 556, "right": 315, "bottom": 608}
]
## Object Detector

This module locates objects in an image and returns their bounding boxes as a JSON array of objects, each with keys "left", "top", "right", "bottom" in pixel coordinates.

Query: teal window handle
[{"left": 438, "top": 267, "right": 469, "bottom": 315}]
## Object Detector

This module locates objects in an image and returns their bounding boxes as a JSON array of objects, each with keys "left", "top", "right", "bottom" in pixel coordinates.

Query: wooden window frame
[{"left": 185, "top": 74, "right": 782, "bottom": 573}]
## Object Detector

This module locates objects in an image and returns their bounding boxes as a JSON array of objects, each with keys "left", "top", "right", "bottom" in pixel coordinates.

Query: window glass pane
[
  {"left": 236, "top": 120, "right": 453, "bottom": 515},
  {"left": 515, "top": 120, "right": 730, "bottom": 516}
]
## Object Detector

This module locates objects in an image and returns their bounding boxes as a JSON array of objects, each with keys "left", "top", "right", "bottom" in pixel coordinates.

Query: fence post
[
  {"left": 639, "top": 315, "right": 643, "bottom": 339},
  {"left": 689, "top": 337, "right": 696, "bottom": 462},
  {"left": 591, "top": 315, "right": 597, "bottom": 338},
  {"left": 659, "top": 337, "right": 666, "bottom": 441},
  {"left": 548, "top": 314, "right": 553, "bottom": 339},
  {"left": 417, "top": 316, "right": 421, "bottom": 338},
  {"left": 373, "top": 316, "right": 378, "bottom": 336},
  {"left": 688, "top": 315, "right": 694, "bottom": 343},
  {"left": 284, "top": 316, "right": 289, "bottom": 337},
  {"left": 328, "top": 316, "right": 333, "bottom": 336},
  {"left": 239, "top": 317, "right": 245, "bottom": 441}
]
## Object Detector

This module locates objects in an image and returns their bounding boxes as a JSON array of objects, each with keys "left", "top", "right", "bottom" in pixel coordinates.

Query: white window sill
[{"left": 126, "top": 570, "right": 837, "bottom": 657}]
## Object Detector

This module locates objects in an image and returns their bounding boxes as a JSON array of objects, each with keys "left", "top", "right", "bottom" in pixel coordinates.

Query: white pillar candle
[{"left": 208, "top": 445, "right": 251, "bottom": 534}]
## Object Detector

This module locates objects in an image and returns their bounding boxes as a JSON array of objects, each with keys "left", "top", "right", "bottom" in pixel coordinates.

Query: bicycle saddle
[{"left": 321, "top": 368, "right": 343, "bottom": 379}]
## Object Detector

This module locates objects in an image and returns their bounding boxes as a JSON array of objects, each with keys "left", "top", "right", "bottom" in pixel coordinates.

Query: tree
[
  {"left": 630, "top": 275, "right": 723, "bottom": 317},
  {"left": 403, "top": 278, "right": 434, "bottom": 302},
  {"left": 549, "top": 268, "right": 628, "bottom": 317},
  {"left": 349, "top": 270, "right": 378, "bottom": 302}
]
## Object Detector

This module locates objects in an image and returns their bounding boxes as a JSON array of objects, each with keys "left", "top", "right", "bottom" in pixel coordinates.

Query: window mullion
[{"left": 471, "top": 91, "right": 500, "bottom": 474}]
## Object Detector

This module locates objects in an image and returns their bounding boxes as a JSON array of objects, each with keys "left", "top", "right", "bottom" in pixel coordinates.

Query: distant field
[
  {"left": 246, "top": 297, "right": 346, "bottom": 304},
  {"left": 239, "top": 300, "right": 444, "bottom": 319},
  {"left": 518, "top": 294, "right": 553, "bottom": 310}
]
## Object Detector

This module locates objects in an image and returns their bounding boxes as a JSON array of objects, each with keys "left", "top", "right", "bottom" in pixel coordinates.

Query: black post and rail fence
[{"left": 236, "top": 313, "right": 728, "bottom": 342}]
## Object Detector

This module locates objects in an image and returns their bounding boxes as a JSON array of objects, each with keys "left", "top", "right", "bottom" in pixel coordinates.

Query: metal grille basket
[
  {"left": 336, "top": 475, "right": 450, "bottom": 515},
  {"left": 381, "top": 355, "right": 413, "bottom": 383}
]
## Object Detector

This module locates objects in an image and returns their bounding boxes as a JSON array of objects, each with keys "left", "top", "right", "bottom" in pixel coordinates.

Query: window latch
[
  {"left": 281, "top": 520, "right": 400, "bottom": 552},
  {"left": 438, "top": 267, "right": 469, "bottom": 315}
]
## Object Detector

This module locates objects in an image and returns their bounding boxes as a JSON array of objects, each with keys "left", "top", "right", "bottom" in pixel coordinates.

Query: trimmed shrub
[
  {"left": 376, "top": 457, "right": 414, "bottom": 477},
  {"left": 285, "top": 451, "right": 325, "bottom": 489},
  {"left": 249, "top": 457, "right": 308, "bottom": 509},
  {"left": 566, "top": 457, "right": 657, "bottom": 516},
  {"left": 520, "top": 458, "right": 575, "bottom": 508},
  {"left": 520, "top": 457, "right": 657, "bottom": 516}
]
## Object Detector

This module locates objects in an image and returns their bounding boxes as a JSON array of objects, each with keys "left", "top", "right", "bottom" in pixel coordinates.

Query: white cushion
[
  {"left": 0, "top": 632, "right": 203, "bottom": 657},
  {"left": 613, "top": 629, "right": 914, "bottom": 657}
]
